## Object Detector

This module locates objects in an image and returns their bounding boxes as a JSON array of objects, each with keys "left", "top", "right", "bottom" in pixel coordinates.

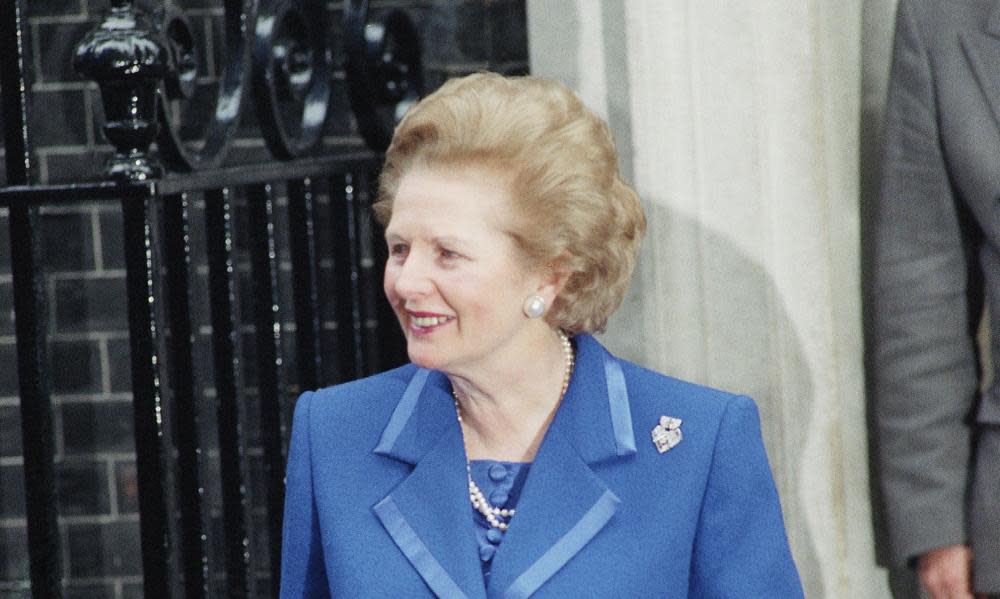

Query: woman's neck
[{"left": 448, "top": 327, "right": 572, "bottom": 462}]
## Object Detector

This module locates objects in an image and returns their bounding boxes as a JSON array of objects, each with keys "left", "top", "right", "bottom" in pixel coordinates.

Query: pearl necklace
[{"left": 452, "top": 330, "right": 575, "bottom": 530}]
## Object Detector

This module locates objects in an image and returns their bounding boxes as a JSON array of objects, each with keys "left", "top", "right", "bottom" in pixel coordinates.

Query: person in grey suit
[{"left": 872, "top": 0, "right": 1000, "bottom": 597}]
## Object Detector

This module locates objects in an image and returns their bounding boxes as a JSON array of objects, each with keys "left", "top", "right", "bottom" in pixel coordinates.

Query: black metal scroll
[
  {"left": 156, "top": 0, "right": 252, "bottom": 170},
  {"left": 252, "top": 0, "right": 333, "bottom": 158},
  {"left": 344, "top": 0, "right": 424, "bottom": 152},
  {"left": 74, "top": 0, "right": 422, "bottom": 174}
]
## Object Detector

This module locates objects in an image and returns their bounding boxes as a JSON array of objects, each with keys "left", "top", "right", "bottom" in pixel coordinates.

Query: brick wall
[{"left": 0, "top": 1, "right": 529, "bottom": 597}]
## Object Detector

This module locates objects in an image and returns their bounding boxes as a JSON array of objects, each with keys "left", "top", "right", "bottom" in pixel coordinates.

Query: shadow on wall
[
  {"left": 858, "top": 35, "right": 891, "bottom": 573},
  {"left": 605, "top": 206, "right": 823, "bottom": 599},
  {"left": 859, "top": 0, "right": 909, "bottom": 594}
]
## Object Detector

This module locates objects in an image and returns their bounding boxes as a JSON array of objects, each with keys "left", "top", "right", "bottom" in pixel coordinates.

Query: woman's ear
[{"left": 535, "top": 253, "right": 572, "bottom": 303}]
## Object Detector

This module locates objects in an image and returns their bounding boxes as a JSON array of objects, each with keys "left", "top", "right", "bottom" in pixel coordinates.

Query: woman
[{"left": 280, "top": 73, "right": 803, "bottom": 598}]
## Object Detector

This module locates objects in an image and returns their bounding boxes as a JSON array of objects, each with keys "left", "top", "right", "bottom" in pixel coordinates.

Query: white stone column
[{"left": 528, "top": 1, "right": 890, "bottom": 597}]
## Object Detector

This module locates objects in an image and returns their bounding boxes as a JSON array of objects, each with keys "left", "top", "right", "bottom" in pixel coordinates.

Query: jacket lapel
[
  {"left": 373, "top": 369, "right": 488, "bottom": 599},
  {"left": 486, "top": 334, "right": 636, "bottom": 599},
  {"left": 960, "top": 2, "right": 1000, "bottom": 131},
  {"left": 372, "top": 335, "right": 638, "bottom": 599}
]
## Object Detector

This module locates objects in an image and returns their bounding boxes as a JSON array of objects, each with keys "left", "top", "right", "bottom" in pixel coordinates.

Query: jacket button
[
  {"left": 488, "top": 464, "right": 508, "bottom": 481},
  {"left": 479, "top": 545, "right": 496, "bottom": 562},
  {"left": 486, "top": 528, "right": 504, "bottom": 544},
  {"left": 490, "top": 491, "right": 509, "bottom": 506}
]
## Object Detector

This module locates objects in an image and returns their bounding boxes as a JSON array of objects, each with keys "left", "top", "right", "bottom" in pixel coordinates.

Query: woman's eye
[
  {"left": 389, "top": 243, "right": 408, "bottom": 257},
  {"left": 439, "top": 248, "right": 459, "bottom": 261}
]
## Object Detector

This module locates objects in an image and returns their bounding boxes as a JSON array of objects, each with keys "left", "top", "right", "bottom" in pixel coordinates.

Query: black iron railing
[{"left": 0, "top": 1, "right": 419, "bottom": 597}]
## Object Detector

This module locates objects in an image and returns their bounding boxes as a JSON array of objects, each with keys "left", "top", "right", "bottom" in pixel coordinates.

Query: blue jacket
[{"left": 280, "top": 334, "right": 804, "bottom": 598}]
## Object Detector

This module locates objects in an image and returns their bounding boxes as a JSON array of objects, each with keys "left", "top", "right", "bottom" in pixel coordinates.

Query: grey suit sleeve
[{"left": 872, "top": 0, "right": 980, "bottom": 567}]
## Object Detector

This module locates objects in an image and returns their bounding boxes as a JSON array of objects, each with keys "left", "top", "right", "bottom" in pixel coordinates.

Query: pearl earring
[{"left": 523, "top": 294, "right": 546, "bottom": 318}]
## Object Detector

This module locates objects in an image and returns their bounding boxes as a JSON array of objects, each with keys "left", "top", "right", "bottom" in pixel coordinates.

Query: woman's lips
[{"left": 407, "top": 311, "right": 454, "bottom": 335}]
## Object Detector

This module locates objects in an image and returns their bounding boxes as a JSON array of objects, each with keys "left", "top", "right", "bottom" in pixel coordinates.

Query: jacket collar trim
[
  {"left": 373, "top": 495, "right": 472, "bottom": 599},
  {"left": 374, "top": 367, "right": 431, "bottom": 457},
  {"left": 372, "top": 333, "right": 637, "bottom": 466},
  {"left": 603, "top": 356, "right": 637, "bottom": 457},
  {"left": 499, "top": 489, "right": 620, "bottom": 599}
]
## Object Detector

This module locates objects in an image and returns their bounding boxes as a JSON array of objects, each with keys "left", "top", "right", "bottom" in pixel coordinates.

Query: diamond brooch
[{"left": 652, "top": 415, "right": 683, "bottom": 453}]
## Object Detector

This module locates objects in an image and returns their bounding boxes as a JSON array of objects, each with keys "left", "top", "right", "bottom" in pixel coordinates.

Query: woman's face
[{"left": 383, "top": 164, "right": 546, "bottom": 373}]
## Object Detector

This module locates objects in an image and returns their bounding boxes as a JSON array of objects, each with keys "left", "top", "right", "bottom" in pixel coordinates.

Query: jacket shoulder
[
  {"left": 308, "top": 363, "right": 416, "bottom": 406},
  {"left": 292, "top": 364, "right": 420, "bottom": 445},
  {"left": 612, "top": 357, "right": 767, "bottom": 460},
  {"left": 617, "top": 358, "right": 745, "bottom": 420}
]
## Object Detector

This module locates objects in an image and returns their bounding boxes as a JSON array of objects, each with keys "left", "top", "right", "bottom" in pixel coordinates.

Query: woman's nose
[{"left": 392, "top": 253, "right": 434, "bottom": 298}]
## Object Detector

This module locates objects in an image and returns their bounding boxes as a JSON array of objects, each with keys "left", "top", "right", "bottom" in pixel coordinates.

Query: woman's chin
[{"left": 405, "top": 345, "right": 446, "bottom": 371}]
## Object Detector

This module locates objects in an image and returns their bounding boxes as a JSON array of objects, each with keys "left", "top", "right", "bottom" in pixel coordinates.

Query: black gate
[{"left": 0, "top": 1, "right": 419, "bottom": 597}]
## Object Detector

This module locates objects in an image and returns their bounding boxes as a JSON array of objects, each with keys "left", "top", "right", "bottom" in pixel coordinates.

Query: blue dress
[{"left": 468, "top": 461, "right": 531, "bottom": 584}]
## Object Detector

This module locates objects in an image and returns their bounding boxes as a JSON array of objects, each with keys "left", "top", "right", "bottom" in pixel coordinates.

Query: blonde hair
[{"left": 375, "top": 72, "right": 646, "bottom": 333}]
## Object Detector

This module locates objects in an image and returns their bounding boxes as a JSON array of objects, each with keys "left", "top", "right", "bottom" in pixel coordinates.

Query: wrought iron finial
[{"left": 74, "top": 0, "right": 169, "bottom": 181}]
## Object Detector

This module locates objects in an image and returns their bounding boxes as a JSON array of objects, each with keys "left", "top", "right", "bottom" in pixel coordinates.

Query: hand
[{"left": 917, "top": 544, "right": 987, "bottom": 599}]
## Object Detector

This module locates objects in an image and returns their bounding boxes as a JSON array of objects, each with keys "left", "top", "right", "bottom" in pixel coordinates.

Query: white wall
[{"left": 528, "top": 1, "right": 896, "bottom": 596}]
